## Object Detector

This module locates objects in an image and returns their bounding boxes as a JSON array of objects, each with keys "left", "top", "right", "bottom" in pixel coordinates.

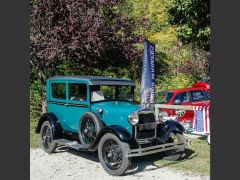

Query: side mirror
[{"left": 173, "top": 99, "right": 181, "bottom": 105}]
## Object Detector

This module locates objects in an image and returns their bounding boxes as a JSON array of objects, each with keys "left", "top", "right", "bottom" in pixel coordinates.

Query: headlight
[{"left": 128, "top": 112, "right": 139, "bottom": 125}]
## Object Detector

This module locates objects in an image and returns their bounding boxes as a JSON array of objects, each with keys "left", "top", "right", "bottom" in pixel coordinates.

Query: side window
[
  {"left": 173, "top": 92, "right": 189, "bottom": 103},
  {"left": 68, "top": 83, "right": 87, "bottom": 101},
  {"left": 52, "top": 83, "right": 66, "bottom": 100},
  {"left": 190, "top": 90, "right": 206, "bottom": 102},
  {"left": 204, "top": 90, "right": 210, "bottom": 100}
]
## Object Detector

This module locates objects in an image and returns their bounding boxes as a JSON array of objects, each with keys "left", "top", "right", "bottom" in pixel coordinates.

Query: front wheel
[
  {"left": 98, "top": 133, "right": 131, "bottom": 176},
  {"left": 163, "top": 132, "right": 185, "bottom": 161}
]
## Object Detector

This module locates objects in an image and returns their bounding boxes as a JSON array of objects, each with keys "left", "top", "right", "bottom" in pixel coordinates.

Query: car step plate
[{"left": 54, "top": 139, "right": 86, "bottom": 150}]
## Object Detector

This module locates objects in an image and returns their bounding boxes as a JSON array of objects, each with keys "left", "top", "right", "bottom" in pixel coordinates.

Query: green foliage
[
  {"left": 167, "top": 0, "right": 210, "bottom": 50},
  {"left": 158, "top": 73, "right": 194, "bottom": 91},
  {"left": 30, "top": 80, "right": 42, "bottom": 117},
  {"left": 30, "top": 0, "right": 210, "bottom": 115}
]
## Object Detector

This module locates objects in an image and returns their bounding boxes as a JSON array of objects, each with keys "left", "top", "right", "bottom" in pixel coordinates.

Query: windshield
[
  {"left": 90, "top": 85, "right": 134, "bottom": 102},
  {"left": 155, "top": 91, "right": 174, "bottom": 104}
]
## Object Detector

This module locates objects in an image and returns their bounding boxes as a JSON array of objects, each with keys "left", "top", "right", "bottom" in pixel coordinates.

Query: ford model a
[{"left": 36, "top": 76, "right": 186, "bottom": 176}]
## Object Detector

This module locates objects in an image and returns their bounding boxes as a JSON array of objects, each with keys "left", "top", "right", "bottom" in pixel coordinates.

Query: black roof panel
[{"left": 48, "top": 76, "right": 135, "bottom": 86}]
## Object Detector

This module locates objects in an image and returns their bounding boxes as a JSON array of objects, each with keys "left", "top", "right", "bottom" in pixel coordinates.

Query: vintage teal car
[{"left": 36, "top": 76, "right": 186, "bottom": 175}]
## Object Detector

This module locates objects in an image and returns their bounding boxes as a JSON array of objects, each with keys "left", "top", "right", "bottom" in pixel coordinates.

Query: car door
[
  {"left": 47, "top": 81, "right": 69, "bottom": 131},
  {"left": 65, "top": 82, "right": 90, "bottom": 132},
  {"left": 172, "top": 92, "right": 193, "bottom": 121}
]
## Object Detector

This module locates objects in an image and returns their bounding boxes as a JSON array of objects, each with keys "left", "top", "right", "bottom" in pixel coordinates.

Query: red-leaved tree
[{"left": 30, "top": 0, "right": 141, "bottom": 113}]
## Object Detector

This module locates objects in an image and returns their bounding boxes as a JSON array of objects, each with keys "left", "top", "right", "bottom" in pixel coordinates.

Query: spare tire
[{"left": 78, "top": 112, "right": 103, "bottom": 148}]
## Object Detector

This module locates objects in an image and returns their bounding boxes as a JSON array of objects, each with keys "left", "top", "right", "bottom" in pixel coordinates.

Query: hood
[{"left": 91, "top": 101, "right": 140, "bottom": 131}]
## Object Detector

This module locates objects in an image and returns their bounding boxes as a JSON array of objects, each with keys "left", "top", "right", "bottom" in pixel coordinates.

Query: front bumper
[{"left": 127, "top": 141, "right": 186, "bottom": 157}]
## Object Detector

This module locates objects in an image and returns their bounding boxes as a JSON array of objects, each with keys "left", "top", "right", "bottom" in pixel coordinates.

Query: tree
[
  {"left": 167, "top": 0, "right": 210, "bottom": 51},
  {"left": 30, "top": 0, "right": 141, "bottom": 113}
]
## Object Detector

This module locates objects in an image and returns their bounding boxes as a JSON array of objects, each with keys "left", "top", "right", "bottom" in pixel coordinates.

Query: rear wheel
[
  {"left": 98, "top": 133, "right": 131, "bottom": 176},
  {"left": 40, "top": 121, "right": 57, "bottom": 153},
  {"left": 163, "top": 132, "right": 185, "bottom": 161}
]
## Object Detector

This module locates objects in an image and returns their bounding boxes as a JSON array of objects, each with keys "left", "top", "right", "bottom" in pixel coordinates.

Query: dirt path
[{"left": 30, "top": 147, "right": 209, "bottom": 180}]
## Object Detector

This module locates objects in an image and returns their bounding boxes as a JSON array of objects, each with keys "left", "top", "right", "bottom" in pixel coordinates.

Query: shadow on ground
[{"left": 53, "top": 146, "right": 196, "bottom": 176}]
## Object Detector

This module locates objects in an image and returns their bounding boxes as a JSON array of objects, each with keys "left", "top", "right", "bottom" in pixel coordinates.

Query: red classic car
[{"left": 155, "top": 80, "right": 210, "bottom": 129}]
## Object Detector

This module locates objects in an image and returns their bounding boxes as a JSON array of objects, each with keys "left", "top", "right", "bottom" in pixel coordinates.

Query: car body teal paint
[
  {"left": 91, "top": 101, "right": 139, "bottom": 135},
  {"left": 45, "top": 76, "right": 138, "bottom": 134}
]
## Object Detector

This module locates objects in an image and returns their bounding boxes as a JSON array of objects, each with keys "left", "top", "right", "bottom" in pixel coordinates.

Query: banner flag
[
  {"left": 193, "top": 106, "right": 210, "bottom": 133},
  {"left": 140, "top": 40, "right": 155, "bottom": 108}
]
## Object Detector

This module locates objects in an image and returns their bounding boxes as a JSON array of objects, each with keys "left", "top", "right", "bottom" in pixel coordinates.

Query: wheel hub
[{"left": 102, "top": 139, "right": 123, "bottom": 170}]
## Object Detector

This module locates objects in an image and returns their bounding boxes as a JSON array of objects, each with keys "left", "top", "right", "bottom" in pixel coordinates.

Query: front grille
[
  {"left": 136, "top": 129, "right": 156, "bottom": 139},
  {"left": 135, "top": 112, "right": 156, "bottom": 142},
  {"left": 138, "top": 113, "right": 155, "bottom": 124}
]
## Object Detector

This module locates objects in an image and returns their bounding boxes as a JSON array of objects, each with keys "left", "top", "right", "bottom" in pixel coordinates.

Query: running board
[{"left": 54, "top": 139, "right": 87, "bottom": 150}]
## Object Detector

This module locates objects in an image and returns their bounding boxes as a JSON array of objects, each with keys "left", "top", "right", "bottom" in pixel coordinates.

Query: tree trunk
[
  {"left": 39, "top": 71, "right": 47, "bottom": 114},
  {"left": 41, "top": 83, "right": 47, "bottom": 114}
]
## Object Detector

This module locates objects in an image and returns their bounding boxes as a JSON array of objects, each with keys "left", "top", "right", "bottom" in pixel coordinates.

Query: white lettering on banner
[
  {"left": 150, "top": 45, "right": 155, "bottom": 103},
  {"left": 140, "top": 41, "right": 155, "bottom": 106}
]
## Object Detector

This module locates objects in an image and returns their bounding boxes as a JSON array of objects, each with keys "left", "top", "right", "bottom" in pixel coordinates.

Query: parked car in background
[{"left": 155, "top": 80, "right": 210, "bottom": 129}]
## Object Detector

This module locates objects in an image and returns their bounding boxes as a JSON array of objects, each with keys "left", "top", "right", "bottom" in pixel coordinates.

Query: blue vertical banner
[{"left": 140, "top": 40, "right": 155, "bottom": 108}]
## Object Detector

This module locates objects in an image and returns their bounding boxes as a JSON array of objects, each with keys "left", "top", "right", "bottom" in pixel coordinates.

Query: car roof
[
  {"left": 48, "top": 76, "right": 135, "bottom": 86},
  {"left": 161, "top": 87, "right": 209, "bottom": 93}
]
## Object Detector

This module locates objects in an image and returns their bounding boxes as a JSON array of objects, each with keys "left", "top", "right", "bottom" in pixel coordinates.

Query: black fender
[
  {"left": 35, "top": 113, "right": 63, "bottom": 139},
  {"left": 89, "top": 125, "right": 132, "bottom": 151},
  {"left": 158, "top": 120, "right": 185, "bottom": 142}
]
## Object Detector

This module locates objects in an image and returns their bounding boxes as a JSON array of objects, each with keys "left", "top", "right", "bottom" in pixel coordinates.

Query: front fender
[
  {"left": 89, "top": 125, "right": 132, "bottom": 151},
  {"left": 164, "top": 120, "right": 185, "bottom": 132},
  {"left": 158, "top": 120, "right": 185, "bottom": 142}
]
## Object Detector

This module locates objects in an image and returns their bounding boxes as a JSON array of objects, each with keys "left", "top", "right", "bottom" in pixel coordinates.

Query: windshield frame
[{"left": 90, "top": 85, "right": 135, "bottom": 103}]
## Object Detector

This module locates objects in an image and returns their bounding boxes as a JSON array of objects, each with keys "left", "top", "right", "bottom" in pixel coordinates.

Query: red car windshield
[{"left": 155, "top": 91, "right": 174, "bottom": 104}]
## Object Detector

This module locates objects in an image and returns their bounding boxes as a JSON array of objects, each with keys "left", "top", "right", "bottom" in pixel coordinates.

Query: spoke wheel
[
  {"left": 102, "top": 139, "right": 123, "bottom": 170},
  {"left": 80, "top": 118, "right": 96, "bottom": 145},
  {"left": 78, "top": 112, "right": 103, "bottom": 149},
  {"left": 40, "top": 121, "right": 57, "bottom": 153},
  {"left": 163, "top": 132, "right": 185, "bottom": 161},
  {"left": 98, "top": 133, "right": 130, "bottom": 176}
]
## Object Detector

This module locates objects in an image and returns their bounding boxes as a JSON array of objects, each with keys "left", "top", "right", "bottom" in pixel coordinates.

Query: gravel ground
[{"left": 30, "top": 147, "right": 210, "bottom": 180}]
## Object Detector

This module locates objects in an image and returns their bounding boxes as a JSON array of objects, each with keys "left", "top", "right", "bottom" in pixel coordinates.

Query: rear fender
[{"left": 35, "top": 113, "right": 63, "bottom": 139}]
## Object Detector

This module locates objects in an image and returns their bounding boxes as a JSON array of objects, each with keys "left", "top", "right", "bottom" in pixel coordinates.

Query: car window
[
  {"left": 101, "top": 86, "right": 116, "bottom": 99},
  {"left": 52, "top": 83, "right": 66, "bottom": 100},
  {"left": 155, "top": 92, "right": 174, "bottom": 103},
  {"left": 68, "top": 83, "right": 87, "bottom": 101},
  {"left": 173, "top": 92, "right": 189, "bottom": 103},
  {"left": 190, "top": 90, "right": 207, "bottom": 102},
  {"left": 118, "top": 86, "right": 133, "bottom": 101},
  {"left": 204, "top": 90, "right": 210, "bottom": 100},
  {"left": 90, "top": 85, "right": 134, "bottom": 102}
]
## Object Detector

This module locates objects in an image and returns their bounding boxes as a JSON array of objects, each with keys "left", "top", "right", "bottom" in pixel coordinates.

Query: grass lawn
[
  {"left": 155, "top": 137, "right": 210, "bottom": 175},
  {"left": 30, "top": 116, "right": 40, "bottom": 148}
]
